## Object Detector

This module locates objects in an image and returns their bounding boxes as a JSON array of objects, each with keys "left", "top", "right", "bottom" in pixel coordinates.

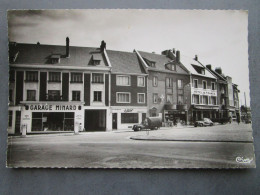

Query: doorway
[
  {"left": 15, "top": 111, "right": 21, "bottom": 134},
  {"left": 85, "top": 110, "right": 106, "bottom": 131},
  {"left": 112, "top": 113, "right": 117, "bottom": 129}
]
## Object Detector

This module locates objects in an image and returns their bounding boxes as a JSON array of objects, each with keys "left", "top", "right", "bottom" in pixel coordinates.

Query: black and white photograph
[{"left": 7, "top": 9, "right": 255, "bottom": 168}]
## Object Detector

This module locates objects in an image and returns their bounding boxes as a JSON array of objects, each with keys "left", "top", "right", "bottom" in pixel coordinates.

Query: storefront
[
  {"left": 111, "top": 107, "right": 147, "bottom": 130},
  {"left": 191, "top": 105, "right": 219, "bottom": 121},
  {"left": 164, "top": 104, "right": 188, "bottom": 125},
  {"left": 20, "top": 103, "right": 84, "bottom": 133}
]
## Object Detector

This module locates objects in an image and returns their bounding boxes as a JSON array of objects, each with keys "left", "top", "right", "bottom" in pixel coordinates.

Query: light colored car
[{"left": 194, "top": 118, "right": 214, "bottom": 127}]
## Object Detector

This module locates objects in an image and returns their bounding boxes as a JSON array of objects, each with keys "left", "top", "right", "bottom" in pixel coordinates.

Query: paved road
[{"left": 7, "top": 123, "right": 255, "bottom": 168}]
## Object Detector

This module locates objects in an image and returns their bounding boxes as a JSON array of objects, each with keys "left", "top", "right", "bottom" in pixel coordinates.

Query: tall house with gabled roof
[
  {"left": 135, "top": 49, "right": 191, "bottom": 125},
  {"left": 181, "top": 55, "right": 219, "bottom": 122},
  {"left": 8, "top": 38, "right": 112, "bottom": 134},
  {"left": 106, "top": 50, "right": 148, "bottom": 130}
]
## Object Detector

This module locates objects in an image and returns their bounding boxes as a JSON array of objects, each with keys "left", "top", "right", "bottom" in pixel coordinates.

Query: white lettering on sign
[
  {"left": 192, "top": 88, "right": 217, "bottom": 96},
  {"left": 29, "top": 104, "right": 77, "bottom": 111}
]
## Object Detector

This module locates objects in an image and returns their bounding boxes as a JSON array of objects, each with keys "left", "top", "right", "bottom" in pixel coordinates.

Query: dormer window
[
  {"left": 143, "top": 58, "right": 156, "bottom": 67},
  {"left": 50, "top": 54, "right": 61, "bottom": 64},
  {"left": 201, "top": 69, "right": 205, "bottom": 75},
  {"left": 93, "top": 60, "right": 101, "bottom": 65},
  {"left": 90, "top": 54, "right": 102, "bottom": 65},
  {"left": 165, "top": 63, "right": 176, "bottom": 71}
]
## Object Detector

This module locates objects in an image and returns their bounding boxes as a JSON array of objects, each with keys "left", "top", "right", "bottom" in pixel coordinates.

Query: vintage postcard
[{"left": 7, "top": 9, "right": 255, "bottom": 168}]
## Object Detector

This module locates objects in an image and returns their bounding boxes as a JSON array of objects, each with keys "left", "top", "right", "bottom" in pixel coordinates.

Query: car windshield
[{"left": 204, "top": 118, "right": 210, "bottom": 122}]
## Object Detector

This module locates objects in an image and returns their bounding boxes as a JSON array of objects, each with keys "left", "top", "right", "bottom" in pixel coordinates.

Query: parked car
[
  {"left": 194, "top": 118, "right": 214, "bottom": 127},
  {"left": 132, "top": 117, "right": 162, "bottom": 131}
]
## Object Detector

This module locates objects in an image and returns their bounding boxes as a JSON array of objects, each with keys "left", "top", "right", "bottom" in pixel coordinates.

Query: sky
[{"left": 8, "top": 9, "right": 250, "bottom": 106}]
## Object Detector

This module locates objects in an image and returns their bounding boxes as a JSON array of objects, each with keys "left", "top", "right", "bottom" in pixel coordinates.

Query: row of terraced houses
[{"left": 8, "top": 38, "right": 240, "bottom": 134}]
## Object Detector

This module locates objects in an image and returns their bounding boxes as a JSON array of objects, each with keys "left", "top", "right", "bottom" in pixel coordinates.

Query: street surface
[{"left": 7, "top": 123, "right": 255, "bottom": 168}]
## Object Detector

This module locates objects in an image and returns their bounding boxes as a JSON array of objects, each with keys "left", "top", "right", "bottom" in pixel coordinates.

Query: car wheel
[
  {"left": 210, "top": 123, "right": 213, "bottom": 126},
  {"left": 199, "top": 123, "right": 203, "bottom": 127},
  {"left": 154, "top": 127, "right": 158, "bottom": 130},
  {"left": 194, "top": 124, "right": 197, "bottom": 127}
]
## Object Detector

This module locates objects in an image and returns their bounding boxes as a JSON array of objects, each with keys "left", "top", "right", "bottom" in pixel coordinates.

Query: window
[
  {"left": 27, "top": 90, "right": 36, "bottom": 101},
  {"left": 72, "top": 91, "right": 80, "bottom": 101},
  {"left": 49, "top": 72, "right": 61, "bottom": 82},
  {"left": 153, "top": 93, "right": 158, "bottom": 104},
  {"left": 9, "top": 90, "right": 13, "bottom": 102},
  {"left": 177, "top": 79, "right": 183, "bottom": 89},
  {"left": 93, "top": 60, "right": 101, "bottom": 65},
  {"left": 71, "top": 73, "right": 83, "bottom": 83},
  {"left": 166, "top": 78, "right": 172, "bottom": 88},
  {"left": 8, "top": 111, "right": 12, "bottom": 127},
  {"left": 169, "top": 64, "right": 176, "bottom": 71},
  {"left": 203, "top": 81, "right": 207, "bottom": 89},
  {"left": 94, "top": 91, "right": 102, "bottom": 102},
  {"left": 121, "top": 113, "right": 138, "bottom": 123},
  {"left": 92, "top": 73, "right": 104, "bottom": 83},
  {"left": 178, "top": 95, "right": 184, "bottom": 104},
  {"left": 201, "top": 69, "right": 205, "bottom": 75},
  {"left": 211, "top": 96, "right": 217, "bottom": 105},
  {"left": 138, "top": 76, "right": 145, "bottom": 87},
  {"left": 48, "top": 90, "right": 60, "bottom": 101},
  {"left": 202, "top": 95, "right": 208, "bottom": 104},
  {"left": 193, "top": 95, "right": 199, "bottom": 104},
  {"left": 116, "top": 75, "right": 130, "bottom": 86},
  {"left": 193, "top": 79, "right": 198, "bottom": 88},
  {"left": 138, "top": 93, "right": 145, "bottom": 103},
  {"left": 153, "top": 76, "right": 158, "bottom": 87},
  {"left": 166, "top": 94, "right": 173, "bottom": 103},
  {"left": 117, "top": 93, "right": 130, "bottom": 103},
  {"left": 26, "top": 71, "right": 38, "bottom": 82},
  {"left": 150, "top": 62, "right": 156, "bottom": 67},
  {"left": 211, "top": 82, "right": 215, "bottom": 90}
]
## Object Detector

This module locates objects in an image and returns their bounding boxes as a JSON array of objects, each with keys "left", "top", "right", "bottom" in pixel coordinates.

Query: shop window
[
  {"left": 211, "top": 82, "right": 215, "bottom": 90},
  {"left": 178, "top": 95, "right": 184, "bottom": 104},
  {"left": 27, "top": 90, "right": 36, "bottom": 101},
  {"left": 48, "top": 90, "right": 61, "bottom": 101},
  {"left": 72, "top": 91, "right": 80, "bottom": 101},
  {"left": 153, "top": 93, "right": 158, "bottom": 104},
  {"left": 203, "top": 81, "right": 207, "bottom": 89},
  {"left": 137, "top": 76, "right": 145, "bottom": 87},
  {"left": 138, "top": 93, "right": 145, "bottom": 103},
  {"left": 153, "top": 76, "right": 158, "bottom": 87},
  {"left": 166, "top": 94, "right": 173, "bottom": 104},
  {"left": 49, "top": 72, "right": 61, "bottom": 82},
  {"left": 117, "top": 93, "right": 130, "bottom": 103},
  {"left": 193, "top": 79, "right": 198, "bottom": 88},
  {"left": 202, "top": 95, "right": 208, "bottom": 105},
  {"left": 193, "top": 95, "right": 199, "bottom": 104},
  {"left": 116, "top": 75, "right": 130, "bottom": 86},
  {"left": 92, "top": 73, "right": 104, "bottom": 83},
  {"left": 8, "top": 111, "right": 12, "bottom": 127},
  {"left": 121, "top": 113, "right": 138, "bottom": 123},
  {"left": 166, "top": 78, "right": 173, "bottom": 88},
  {"left": 25, "top": 71, "right": 38, "bottom": 82},
  {"left": 71, "top": 73, "right": 83, "bottom": 83},
  {"left": 94, "top": 91, "right": 102, "bottom": 102}
]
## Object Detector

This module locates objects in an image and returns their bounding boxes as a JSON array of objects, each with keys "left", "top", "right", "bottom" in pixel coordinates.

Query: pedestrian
[{"left": 229, "top": 116, "right": 232, "bottom": 124}]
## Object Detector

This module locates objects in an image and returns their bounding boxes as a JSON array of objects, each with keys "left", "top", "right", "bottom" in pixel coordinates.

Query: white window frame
[
  {"left": 116, "top": 75, "right": 131, "bottom": 86},
  {"left": 137, "top": 76, "right": 145, "bottom": 87},
  {"left": 153, "top": 76, "right": 158, "bottom": 87},
  {"left": 202, "top": 80, "right": 207, "bottom": 89},
  {"left": 177, "top": 79, "right": 183, "bottom": 89},
  {"left": 193, "top": 79, "right": 198, "bottom": 88},
  {"left": 193, "top": 94, "right": 200, "bottom": 104},
  {"left": 211, "top": 82, "right": 216, "bottom": 90},
  {"left": 116, "top": 92, "right": 131, "bottom": 103},
  {"left": 137, "top": 93, "right": 146, "bottom": 104}
]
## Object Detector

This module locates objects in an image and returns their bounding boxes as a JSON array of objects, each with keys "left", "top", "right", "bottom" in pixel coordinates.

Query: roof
[
  {"left": 106, "top": 50, "right": 146, "bottom": 74},
  {"left": 138, "top": 51, "right": 173, "bottom": 71},
  {"left": 9, "top": 43, "right": 109, "bottom": 67},
  {"left": 180, "top": 55, "right": 216, "bottom": 79}
]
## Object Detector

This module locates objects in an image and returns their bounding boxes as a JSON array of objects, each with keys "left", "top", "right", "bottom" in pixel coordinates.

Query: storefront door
[
  {"left": 15, "top": 111, "right": 21, "bottom": 134},
  {"left": 112, "top": 113, "right": 117, "bottom": 129}
]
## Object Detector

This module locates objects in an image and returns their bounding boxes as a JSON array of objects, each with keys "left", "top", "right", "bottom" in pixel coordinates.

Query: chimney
[
  {"left": 172, "top": 48, "right": 175, "bottom": 54},
  {"left": 161, "top": 50, "right": 169, "bottom": 55},
  {"left": 215, "top": 67, "right": 222, "bottom": 75},
  {"left": 194, "top": 55, "right": 198, "bottom": 61},
  {"left": 66, "top": 37, "right": 70, "bottom": 57},
  {"left": 100, "top": 40, "right": 106, "bottom": 52},
  {"left": 176, "top": 50, "right": 180, "bottom": 63},
  {"left": 206, "top": 64, "right": 212, "bottom": 70}
]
